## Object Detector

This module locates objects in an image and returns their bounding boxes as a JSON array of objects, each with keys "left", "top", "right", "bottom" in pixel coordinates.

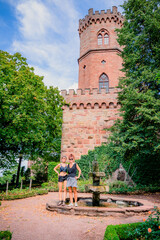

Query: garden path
[{"left": 0, "top": 192, "right": 159, "bottom": 240}]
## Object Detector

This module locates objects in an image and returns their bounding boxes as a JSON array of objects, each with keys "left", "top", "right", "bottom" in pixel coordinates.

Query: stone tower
[{"left": 61, "top": 6, "right": 124, "bottom": 160}]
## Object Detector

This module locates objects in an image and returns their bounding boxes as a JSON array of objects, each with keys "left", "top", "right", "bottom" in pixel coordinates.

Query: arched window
[
  {"left": 104, "top": 34, "right": 109, "bottom": 45},
  {"left": 97, "top": 29, "right": 109, "bottom": 46},
  {"left": 99, "top": 73, "right": 109, "bottom": 92},
  {"left": 98, "top": 34, "right": 102, "bottom": 45}
]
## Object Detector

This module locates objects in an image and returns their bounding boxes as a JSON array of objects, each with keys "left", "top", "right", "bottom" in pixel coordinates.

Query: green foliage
[
  {"left": 0, "top": 231, "right": 12, "bottom": 240},
  {"left": 109, "top": 184, "right": 160, "bottom": 194},
  {"left": 104, "top": 225, "right": 119, "bottom": 240},
  {"left": 127, "top": 207, "right": 160, "bottom": 239},
  {"left": 24, "top": 168, "right": 31, "bottom": 182},
  {"left": 48, "top": 162, "right": 59, "bottom": 183},
  {"left": 109, "top": 181, "right": 128, "bottom": 189},
  {"left": 0, "top": 188, "right": 48, "bottom": 200},
  {"left": 0, "top": 168, "right": 17, "bottom": 186},
  {"left": 76, "top": 144, "right": 120, "bottom": 180},
  {"left": 104, "top": 209, "right": 160, "bottom": 239},
  {"left": 31, "top": 159, "right": 48, "bottom": 183},
  {"left": 77, "top": 179, "right": 92, "bottom": 192},
  {"left": 0, "top": 50, "right": 65, "bottom": 183},
  {"left": 101, "top": 0, "right": 160, "bottom": 185},
  {"left": 104, "top": 222, "right": 142, "bottom": 240},
  {"left": 41, "top": 181, "right": 58, "bottom": 192}
]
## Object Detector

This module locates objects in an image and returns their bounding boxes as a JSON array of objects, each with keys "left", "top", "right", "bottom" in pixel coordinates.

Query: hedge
[
  {"left": 0, "top": 189, "right": 48, "bottom": 200},
  {"left": 104, "top": 222, "right": 142, "bottom": 240},
  {"left": 0, "top": 231, "right": 12, "bottom": 240}
]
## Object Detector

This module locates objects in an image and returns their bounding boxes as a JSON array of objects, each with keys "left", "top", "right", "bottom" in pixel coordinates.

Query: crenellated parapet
[
  {"left": 79, "top": 6, "right": 124, "bottom": 34},
  {"left": 61, "top": 88, "right": 120, "bottom": 110}
]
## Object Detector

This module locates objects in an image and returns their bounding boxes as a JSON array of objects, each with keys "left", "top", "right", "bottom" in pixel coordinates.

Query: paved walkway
[{"left": 0, "top": 192, "right": 159, "bottom": 240}]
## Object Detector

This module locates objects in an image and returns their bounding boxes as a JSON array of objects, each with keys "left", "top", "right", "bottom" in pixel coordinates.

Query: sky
[{"left": 0, "top": 0, "right": 124, "bottom": 90}]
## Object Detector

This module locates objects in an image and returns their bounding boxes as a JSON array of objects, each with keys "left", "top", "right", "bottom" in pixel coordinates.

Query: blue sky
[{"left": 0, "top": 0, "right": 124, "bottom": 90}]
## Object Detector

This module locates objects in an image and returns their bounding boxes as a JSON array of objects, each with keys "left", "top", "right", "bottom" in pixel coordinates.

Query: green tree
[
  {"left": 110, "top": 0, "right": 160, "bottom": 184},
  {"left": 0, "top": 51, "right": 65, "bottom": 186}
]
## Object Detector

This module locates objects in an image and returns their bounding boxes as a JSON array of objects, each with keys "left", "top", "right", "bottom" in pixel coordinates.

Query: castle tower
[
  {"left": 61, "top": 7, "right": 124, "bottom": 160},
  {"left": 78, "top": 6, "right": 124, "bottom": 90}
]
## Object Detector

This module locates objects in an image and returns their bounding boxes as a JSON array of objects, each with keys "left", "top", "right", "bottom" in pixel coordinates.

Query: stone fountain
[
  {"left": 46, "top": 160, "right": 154, "bottom": 216},
  {"left": 85, "top": 160, "right": 109, "bottom": 206}
]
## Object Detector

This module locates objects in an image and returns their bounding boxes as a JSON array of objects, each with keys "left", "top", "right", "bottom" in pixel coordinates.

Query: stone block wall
[{"left": 61, "top": 88, "right": 121, "bottom": 160}]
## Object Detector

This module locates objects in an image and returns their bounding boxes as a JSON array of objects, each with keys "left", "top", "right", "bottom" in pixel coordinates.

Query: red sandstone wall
[
  {"left": 61, "top": 88, "right": 120, "bottom": 160},
  {"left": 78, "top": 7, "right": 124, "bottom": 90},
  {"left": 78, "top": 50, "right": 123, "bottom": 89},
  {"left": 60, "top": 7, "right": 123, "bottom": 160}
]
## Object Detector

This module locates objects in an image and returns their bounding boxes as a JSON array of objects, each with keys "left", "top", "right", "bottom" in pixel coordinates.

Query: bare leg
[
  {"left": 73, "top": 187, "right": 77, "bottom": 203},
  {"left": 68, "top": 187, "right": 73, "bottom": 204},
  {"left": 63, "top": 180, "right": 67, "bottom": 202},
  {"left": 58, "top": 182, "right": 62, "bottom": 201}
]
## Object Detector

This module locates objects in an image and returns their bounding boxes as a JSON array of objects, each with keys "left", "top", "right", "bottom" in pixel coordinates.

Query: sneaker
[
  {"left": 62, "top": 201, "right": 65, "bottom": 206},
  {"left": 57, "top": 201, "right": 63, "bottom": 206},
  {"left": 68, "top": 203, "right": 73, "bottom": 207},
  {"left": 75, "top": 202, "right": 78, "bottom": 207}
]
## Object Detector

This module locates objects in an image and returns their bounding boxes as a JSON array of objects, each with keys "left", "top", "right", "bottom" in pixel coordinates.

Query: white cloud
[{"left": 11, "top": 0, "right": 80, "bottom": 90}]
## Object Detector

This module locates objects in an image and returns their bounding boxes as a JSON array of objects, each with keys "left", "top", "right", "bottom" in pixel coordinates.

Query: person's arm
[
  {"left": 54, "top": 164, "right": 60, "bottom": 176},
  {"left": 75, "top": 164, "right": 81, "bottom": 179}
]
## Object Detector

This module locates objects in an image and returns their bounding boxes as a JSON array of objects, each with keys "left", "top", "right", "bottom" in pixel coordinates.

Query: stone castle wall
[
  {"left": 61, "top": 88, "right": 121, "bottom": 160},
  {"left": 60, "top": 6, "right": 123, "bottom": 160}
]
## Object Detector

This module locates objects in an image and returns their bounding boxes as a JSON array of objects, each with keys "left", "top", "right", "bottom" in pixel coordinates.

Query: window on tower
[
  {"left": 98, "top": 34, "right": 102, "bottom": 45},
  {"left": 99, "top": 73, "right": 109, "bottom": 93},
  {"left": 97, "top": 29, "right": 109, "bottom": 46},
  {"left": 104, "top": 34, "right": 109, "bottom": 45}
]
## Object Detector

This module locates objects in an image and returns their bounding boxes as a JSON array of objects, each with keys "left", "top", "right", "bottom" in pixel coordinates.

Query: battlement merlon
[
  {"left": 78, "top": 6, "right": 124, "bottom": 34},
  {"left": 60, "top": 88, "right": 120, "bottom": 110}
]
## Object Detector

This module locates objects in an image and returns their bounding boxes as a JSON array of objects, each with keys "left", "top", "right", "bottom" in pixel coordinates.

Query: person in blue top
[
  {"left": 54, "top": 156, "right": 68, "bottom": 206},
  {"left": 67, "top": 154, "right": 81, "bottom": 207}
]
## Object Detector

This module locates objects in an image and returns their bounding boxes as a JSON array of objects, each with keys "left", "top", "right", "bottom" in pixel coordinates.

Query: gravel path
[{"left": 0, "top": 192, "right": 159, "bottom": 240}]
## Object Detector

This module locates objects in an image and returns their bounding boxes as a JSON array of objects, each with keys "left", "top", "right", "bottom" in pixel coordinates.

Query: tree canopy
[
  {"left": 0, "top": 51, "right": 65, "bottom": 180},
  {"left": 109, "top": 0, "right": 160, "bottom": 184}
]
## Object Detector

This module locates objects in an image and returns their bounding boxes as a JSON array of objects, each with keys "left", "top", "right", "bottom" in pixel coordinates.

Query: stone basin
[
  {"left": 46, "top": 193, "right": 155, "bottom": 217},
  {"left": 85, "top": 184, "right": 109, "bottom": 193}
]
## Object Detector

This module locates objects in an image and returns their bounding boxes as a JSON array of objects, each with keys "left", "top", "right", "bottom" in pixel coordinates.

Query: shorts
[
  {"left": 58, "top": 175, "right": 67, "bottom": 182},
  {"left": 66, "top": 177, "right": 77, "bottom": 188}
]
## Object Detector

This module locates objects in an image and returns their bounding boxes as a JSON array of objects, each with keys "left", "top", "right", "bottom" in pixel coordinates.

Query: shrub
[
  {"left": 104, "top": 223, "right": 142, "bottom": 240},
  {"left": 109, "top": 181, "right": 128, "bottom": 189},
  {"left": 104, "top": 208, "right": 160, "bottom": 240},
  {"left": 0, "top": 188, "right": 48, "bottom": 200},
  {"left": 48, "top": 162, "right": 59, "bottom": 183},
  {"left": 76, "top": 144, "right": 120, "bottom": 180},
  {"left": 0, "top": 231, "right": 12, "bottom": 240},
  {"left": 41, "top": 181, "right": 58, "bottom": 192},
  {"left": 127, "top": 207, "right": 160, "bottom": 240}
]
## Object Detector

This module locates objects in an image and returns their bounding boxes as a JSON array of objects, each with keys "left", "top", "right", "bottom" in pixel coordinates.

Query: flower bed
[
  {"left": 104, "top": 208, "right": 160, "bottom": 240},
  {"left": 0, "top": 188, "right": 48, "bottom": 200}
]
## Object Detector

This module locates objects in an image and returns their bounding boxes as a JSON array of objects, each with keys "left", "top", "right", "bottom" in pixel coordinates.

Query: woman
[
  {"left": 67, "top": 154, "right": 81, "bottom": 207},
  {"left": 54, "top": 156, "right": 68, "bottom": 206}
]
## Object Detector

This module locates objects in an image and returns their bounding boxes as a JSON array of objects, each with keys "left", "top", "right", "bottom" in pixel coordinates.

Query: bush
[
  {"left": 104, "top": 208, "right": 160, "bottom": 240},
  {"left": 48, "top": 162, "right": 59, "bottom": 183},
  {"left": 41, "top": 181, "right": 58, "bottom": 192},
  {"left": 104, "top": 223, "right": 142, "bottom": 240},
  {"left": 0, "top": 188, "right": 48, "bottom": 200},
  {"left": 76, "top": 144, "right": 120, "bottom": 180},
  {"left": 109, "top": 181, "right": 128, "bottom": 189},
  {"left": 0, "top": 231, "right": 12, "bottom": 240},
  {"left": 109, "top": 184, "right": 160, "bottom": 194},
  {"left": 127, "top": 207, "right": 160, "bottom": 240}
]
